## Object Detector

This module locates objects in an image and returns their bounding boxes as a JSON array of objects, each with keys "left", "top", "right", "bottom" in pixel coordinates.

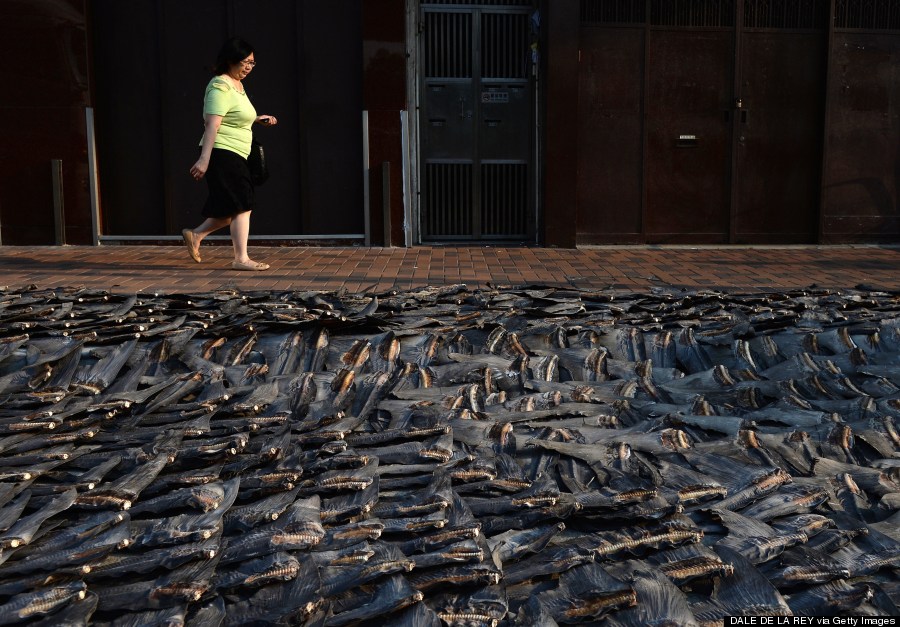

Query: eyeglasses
[{"left": 240, "top": 59, "right": 256, "bottom": 68}]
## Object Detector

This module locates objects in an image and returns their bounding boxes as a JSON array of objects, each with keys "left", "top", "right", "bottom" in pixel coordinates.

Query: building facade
[{"left": 1, "top": 0, "right": 898, "bottom": 247}]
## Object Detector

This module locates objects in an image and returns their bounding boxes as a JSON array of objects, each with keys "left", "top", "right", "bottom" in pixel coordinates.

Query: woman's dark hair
[{"left": 213, "top": 37, "right": 254, "bottom": 75}]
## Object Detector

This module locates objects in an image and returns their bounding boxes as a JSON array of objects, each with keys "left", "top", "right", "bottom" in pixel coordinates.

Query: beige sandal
[
  {"left": 181, "top": 229, "right": 201, "bottom": 263},
  {"left": 231, "top": 260, "right": 270, "bottom": 271}
]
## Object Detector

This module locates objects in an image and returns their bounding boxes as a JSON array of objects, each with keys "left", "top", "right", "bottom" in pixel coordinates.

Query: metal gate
[
  {"left": 419, "top": 1, "right": 536, "bottom": 242},
  {"left": 577, "top": 0, "right": 827, "bottom": 244}
]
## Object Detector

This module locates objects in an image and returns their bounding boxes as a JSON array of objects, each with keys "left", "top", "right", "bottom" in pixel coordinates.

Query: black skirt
[{"left": 202, "top": 148, "right": 254, "bottom": 218}]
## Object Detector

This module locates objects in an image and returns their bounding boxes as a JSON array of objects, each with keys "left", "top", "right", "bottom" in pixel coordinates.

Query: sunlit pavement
[{"left": 1, "top": 244, "right": 898, "bottom": 294}]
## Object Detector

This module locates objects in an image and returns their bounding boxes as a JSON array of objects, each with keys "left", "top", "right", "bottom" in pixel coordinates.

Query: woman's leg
[
  {"left": 230, "top": 211, "right": 252, "bottom": 263},
  {"left": 192, "top": 217, "right": 232, "bottom": 244},
  {"left": 229, "top": 211, "right": 269, "bottom": 269}
]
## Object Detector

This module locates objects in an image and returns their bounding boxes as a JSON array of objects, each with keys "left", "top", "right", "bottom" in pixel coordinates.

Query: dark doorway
[
  {"left": 419, "top": 1, "right": 537, "bottom": 242},
  {"left": 90, "top": 0, "right": 363, "bottom": 239}
]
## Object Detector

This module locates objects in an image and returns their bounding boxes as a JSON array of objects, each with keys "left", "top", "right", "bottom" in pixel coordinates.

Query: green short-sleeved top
[{"left": 200, "top": 75, "right": 257, "bottom": 159}]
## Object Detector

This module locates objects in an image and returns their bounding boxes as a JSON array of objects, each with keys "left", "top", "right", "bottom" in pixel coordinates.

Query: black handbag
[{"left": 248, "top": 137, "right": 269, "bottom": 186}]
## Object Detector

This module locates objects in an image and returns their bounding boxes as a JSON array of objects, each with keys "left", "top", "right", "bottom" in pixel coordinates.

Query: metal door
[
  {"left": 645, "top": 27, "right": 734, "bottom": 242},
  {"left": 419, "top": 3, "right": 535, "bottom": 242},
  {"left": 578, "top": 0, "right": 825, "bottom": 244},
  {"left": 644, "top": 1, "right": 735, "bottom": 243},
  {"left": 732, "top": 1, "right": 827, "bottom": 243}
]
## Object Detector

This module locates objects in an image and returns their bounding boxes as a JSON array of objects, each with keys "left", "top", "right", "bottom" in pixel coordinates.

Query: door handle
[
  {"left": 459, "top": 97, "right": 465, "bottom": 119},
  {"left": 485, "top": 119, "right": 501, "bottom": 127}
]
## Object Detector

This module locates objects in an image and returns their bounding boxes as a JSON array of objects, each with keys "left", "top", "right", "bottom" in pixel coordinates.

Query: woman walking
[{"left": 183, "top": 37, "right": 277, "bottom": 271}]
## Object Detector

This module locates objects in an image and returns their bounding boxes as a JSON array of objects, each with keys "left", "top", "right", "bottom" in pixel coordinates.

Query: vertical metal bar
[
  {"left": 447, "top": 165, "right": 450, "bottom": 236},
  {"left": 489, "top": 163, "right": 492, "bottom": 236},
  {"left": 496, "top": 164, "right": 500, "bottom": 235},
  {"left": 729, "top": 0, "right": 744, "bottom": 243},
  {"left": 461, "top": 12, "right": 465, "bottom": 76},
  {"left": 438, "top": 163, "right": 447, "bottom": 237},
  {"left": 438, "top": 164, "right": 441, "bottom": 237},
  {"left": 426, "top": 12, "right": 431, "bottom": 77},
  {"left": 492, "top": 13, "right": 497, "bottom": 78},
  {"left": 400, "top": 109, "right": 412, "bottom": 246},
  {"left": 507, "top": 13, "right": 512, "bottom": 77},
  {"left": 406, "top": 0, "right": 420, "bottom": 244},
  {"left": 485, "top": 13, "right": 491, "bottom": 78},
  {"left": 504, "top": 165, "right": 509, "bottom": 235},
  {"left": 507, "top": 165, "right": 512, "bottom": 235},
  {"left": 511, "top": 12, "right": 516, "bottom": 74},
  {"left": 86, "top": 107, "right": 101, "bottom": 246},
  {"left": 51, "top": 159, "right": 66, "bottom": 245},
  {"left": 447, "top": 12, "right": 452, "bottom": 76},
  {"left": 501, "top": 164, "right": 506, "bottom": 236},
  {"left": 495, "top": 12, "right": 499, "bottom": 78},
  {"left": 434, "top": 164, "right": 438, "bottom": 237},
  {"left": 473, "top": 8, "right": 482, "bottom": 238},
  {"left": 450, "top": 164, "right": 454, "bottom": 235},
  {"left": 467, "top": 164, "right": 472, "bottom": 234},
  {"left": 363, "top": 110, "right": 371, "bottom": 246},
  {"left": 433, "top": 164, "right": 438, "bottom": 237},
  {"left": 521, "top": 163, "right": 526, "bottom": 234},
  {"left": 450, "top": 164, "right": 455, "bottom": 234},
  {"left": 465, "top": 12, "right": 471, "bottom": 76},
  {"left": 485, "top": 164, "right": 490, "bottom": 235},
  {"left": 459, "top": 165, "right": 463, "bottom": 235},
  {"left": 497, "top": 164, "right": 501, "bottom": 236},
  {"left": 454, "top": 165, "right": 458, "bottom": 235},
  {"left": 382, "top": 161, "right": 392, "bottom": 246},
  {"left": 454, "top": 11, "right": 458, "bottom": 76}
]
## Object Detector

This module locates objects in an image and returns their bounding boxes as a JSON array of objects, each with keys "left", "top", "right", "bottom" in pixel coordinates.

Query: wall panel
[
  {"left": 822, "top": 32, "right": 900, "bottom": 242},
  {"left": 0, "top": 0, "right": 92, "bottom": 244},
  {"left": 91, "top": 0, "right": 363, "bottom": 239}
]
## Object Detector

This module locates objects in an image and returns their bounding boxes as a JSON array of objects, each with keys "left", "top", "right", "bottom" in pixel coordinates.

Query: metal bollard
[{"left": 51, "top": 159, "right": 66, "bottom": 245}]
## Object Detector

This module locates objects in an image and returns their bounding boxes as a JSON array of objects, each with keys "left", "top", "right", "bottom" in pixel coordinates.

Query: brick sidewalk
[{"left": 1, "top": 244, "right": 898, "bottom": 294}]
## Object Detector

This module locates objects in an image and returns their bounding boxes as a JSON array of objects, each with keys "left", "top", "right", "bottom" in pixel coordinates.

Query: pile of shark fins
[{"left": 0, "top": 284, "right": 897, "bottom": 624}]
